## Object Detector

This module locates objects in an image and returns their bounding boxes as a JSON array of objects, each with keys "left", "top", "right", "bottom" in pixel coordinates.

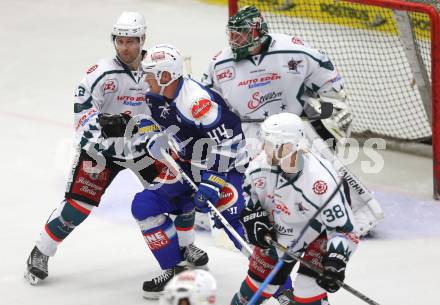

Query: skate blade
[
  {"left": 142, "top": 291, "right": 162, "bottom": 300},
  {"left": 24, "top": 271, "right": 40, "bottom": 285},
  {"left": 185, "top": 262, "right": 209, "bottom": 271}
]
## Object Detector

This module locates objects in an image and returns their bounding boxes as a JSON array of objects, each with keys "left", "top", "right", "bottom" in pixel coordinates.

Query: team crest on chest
[
  {"left": 286, "top": 58, "right": 303, "bottom": 74},
  {"left": 313, "top": 180, "right": 328, "bottom": 195},
  {"left": 102, "top": 79, "right": 118, "bottom": 95}
]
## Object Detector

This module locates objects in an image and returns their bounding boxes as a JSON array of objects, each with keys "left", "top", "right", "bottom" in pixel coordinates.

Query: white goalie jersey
[
  {"left": 244, "top": 150, "right": 359, "bottom": 256},
  {"left": 202, "top": 33, "right": 343, "bottom": 125}
]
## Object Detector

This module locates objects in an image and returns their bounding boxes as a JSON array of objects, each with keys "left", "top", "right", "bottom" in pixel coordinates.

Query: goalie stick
[
  {"left": 247, "top": 179, "right": 344, "bottom": 305},
  {"left": 266, "top": 237, "right": 381, "bottom": 305},
  {"left": 241, "top": 101, "right": 333, "bottom": 123}
]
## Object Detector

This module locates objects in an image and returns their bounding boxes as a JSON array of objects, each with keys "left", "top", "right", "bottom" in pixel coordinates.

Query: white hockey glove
[{"left": 304, "top": 89, "right": 352, "bottom": 140}]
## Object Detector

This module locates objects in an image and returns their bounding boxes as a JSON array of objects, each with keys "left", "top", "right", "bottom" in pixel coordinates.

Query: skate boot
[
  {"left": 276, "top": 288, "right": 295, "bottom": 305},
  {"left": 181, "top": 243, "right": 209, "bottom": 268},
  {"left": 24, "top": 246, "right": 49, "bottom": 285},
  {"left": 142, "top": 265, "right": 187, "bottom": 299}
]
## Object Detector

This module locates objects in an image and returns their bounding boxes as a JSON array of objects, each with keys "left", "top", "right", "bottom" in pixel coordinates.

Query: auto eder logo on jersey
[
  {"left": 238, "top": 72, "right": 281, "bottom": 89},
  {"left": 313, "top": 180, "right": 328, "bottom": 195},
  {"left": 216, "top": 66, "right": 235, "bottom": 83},
  {"left": 102, "top": 79, "right": 118, "bottom": 95},
  {"left": 191, "top": 98, "right": 212, "bottom": 119}
]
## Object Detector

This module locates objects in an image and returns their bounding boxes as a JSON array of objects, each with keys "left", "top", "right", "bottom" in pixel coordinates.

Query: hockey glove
[
  {"left": 194, "top": 171, "right": 227, "bottom": 213},
  {"left": 316, "top": 252, "right": 348, "bottom": 293},
  {"left": 98, "top": 113, "right": 138, "bottom": 138},
  {"left": 240, "top": 204, "right": 274, "bottom": 249}
]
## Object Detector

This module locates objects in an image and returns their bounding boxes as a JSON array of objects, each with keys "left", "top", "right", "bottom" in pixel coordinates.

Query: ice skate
[
  {"left": 142, "top": 265, "right": 187, "bottom": 299},
  {"left": 24, "top": 246, "right": 49, "bottom": 285},
  {"left": 181, "top": 243, "right": 209, "bottom": 269}
]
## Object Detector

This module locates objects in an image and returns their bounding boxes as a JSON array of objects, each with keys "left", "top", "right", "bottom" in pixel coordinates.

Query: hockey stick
[
  {"left": 266, "top": 238, "right": 381, "bottom": 305},
  {"left": 158, "top": 146, "right": 253, "bottom": 257},
  {"left": 247, "top": 179, "right": 344, "bottom": 305},
  {"left": 241, "top": 101, "right": 333, "bottom": 123}
]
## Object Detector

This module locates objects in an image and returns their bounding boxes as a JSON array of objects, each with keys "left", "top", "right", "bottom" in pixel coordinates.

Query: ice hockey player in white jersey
[
  {"left": 231, "top": 113, "right": 359, "bottom": 305},
  {"left": 159, "top": 269, "right": 217, "bottom": 305},
  {"left": 202, "top": 5, "right": 383, "bottom": 236},
  {"left": 24, "top": 12, "right": 207, "bottom": 285}
]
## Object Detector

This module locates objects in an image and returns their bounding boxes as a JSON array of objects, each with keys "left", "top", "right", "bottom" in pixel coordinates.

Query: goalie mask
[
  {"left": 142, "top": 44, "right": 183, "bottom": 95},
  {"left": 159, "top": 270, "right": 217, "bottom": 305},
  {"left": 227, "top": 5, "right": 269, "bottom": 61},
  {"left": 260, "top": 113, "right": 308, "bottom": 173}
]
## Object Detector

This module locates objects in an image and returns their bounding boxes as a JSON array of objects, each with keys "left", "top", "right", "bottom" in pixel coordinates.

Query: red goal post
[{"left": 228, "top": 0, "right": 440, "bottom": 199}]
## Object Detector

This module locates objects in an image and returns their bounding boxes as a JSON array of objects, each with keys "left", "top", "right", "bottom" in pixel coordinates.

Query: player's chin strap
[
  {"left": 265, "top": 237, "right": 381, "bottom": 305},
  {"left": 158, "top": 145, "right": 253, "bottom": 258},
  {"left": 247, "top": 180, "right": 344, "bottom": 305}
]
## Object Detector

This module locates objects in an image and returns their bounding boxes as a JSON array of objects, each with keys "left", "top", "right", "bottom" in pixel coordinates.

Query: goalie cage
[{"left": 228, "top": 0, "right": 440, "bottom": 199}]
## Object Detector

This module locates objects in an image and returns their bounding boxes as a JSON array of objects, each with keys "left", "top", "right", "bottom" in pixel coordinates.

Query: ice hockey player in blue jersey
[{"left": 131, "top": 44, "right": 247, "bottom": 299}]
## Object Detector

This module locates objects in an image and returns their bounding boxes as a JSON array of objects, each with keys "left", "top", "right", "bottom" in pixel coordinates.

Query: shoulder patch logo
[
  {"left": 87, "top": 64, "right": 98, "bottom": 74},
  {"left": 191, "top": 98, "right": 212, "bottom": 119},
  {"left": 291, "top": 37, "right": 304, "bottom": 45},
  {"left": 313, "top": 180, "right": 328, "bottom": 195}
]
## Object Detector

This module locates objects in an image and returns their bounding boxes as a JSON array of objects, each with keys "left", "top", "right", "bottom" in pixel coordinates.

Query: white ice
[{"left": 0, "top": 1, "right": 439, "bottom": 304}]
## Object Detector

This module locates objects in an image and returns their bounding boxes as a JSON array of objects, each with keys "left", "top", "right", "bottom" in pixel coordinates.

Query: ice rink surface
[{"left": 0, "top": 0, "right": 439, "bottom": 304}]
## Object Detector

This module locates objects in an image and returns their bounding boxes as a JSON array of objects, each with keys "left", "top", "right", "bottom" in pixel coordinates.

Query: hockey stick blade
[{"left": 266, "top": 238, "right": 381, "bottom": 305}]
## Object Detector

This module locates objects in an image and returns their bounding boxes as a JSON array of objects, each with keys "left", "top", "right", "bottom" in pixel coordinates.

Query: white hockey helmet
[
  {"left": 159, "top": 270, "right": 217, "bottom": 305},
  {"left": 111, "top": 11, "right": 146, "bottom": 38},
  {"left": 142, "top": 44, "right": 183, "bottom": 93},
  {"left": 260, "top": 113, "right": 308, "bottom": 172}
]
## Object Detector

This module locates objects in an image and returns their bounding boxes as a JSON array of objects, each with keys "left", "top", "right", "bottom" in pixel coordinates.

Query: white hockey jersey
[
  {"left": 74, "top": 54, "right": 151, "bottom": 159},
  {"left": 244, "top": 151, "right": 358, "bottom": 257}
]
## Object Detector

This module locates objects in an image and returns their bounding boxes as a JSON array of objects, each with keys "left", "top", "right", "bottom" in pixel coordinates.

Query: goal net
[{"left": 229, "top": 0, "right": 440, "bottom": 198}]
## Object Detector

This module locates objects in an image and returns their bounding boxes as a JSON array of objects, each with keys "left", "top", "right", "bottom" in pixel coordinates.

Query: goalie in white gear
[
  {"left": 160, "top": 270, "right": 217, "bottom": 305},
  {"left": 232, "top": 113, "right": 359, "bottom": 305},
  {"left": 201, "top": 5, "right": 383, "bottom": 236}
]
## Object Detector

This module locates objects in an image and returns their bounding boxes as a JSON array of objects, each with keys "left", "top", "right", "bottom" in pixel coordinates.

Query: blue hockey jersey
[{"left": 142, "top": 77, "right": 246, "bottom": 173}]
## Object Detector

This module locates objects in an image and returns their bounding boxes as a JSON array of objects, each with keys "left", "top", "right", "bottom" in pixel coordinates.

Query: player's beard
[{"left": 117, "top": 49, "right": 141, "bottom": 66}]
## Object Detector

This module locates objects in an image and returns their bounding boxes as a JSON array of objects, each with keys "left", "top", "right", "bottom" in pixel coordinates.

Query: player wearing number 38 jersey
[{"left": 232, "top": 113, "right": 359, "bottom": 305}]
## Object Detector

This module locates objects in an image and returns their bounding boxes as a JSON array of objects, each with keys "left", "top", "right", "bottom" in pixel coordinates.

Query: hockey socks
[
  {"left": 174, "top": 209, "right": 195, "bottom": 248},
  {"left": 38, "top": 199, "right": 92, "bottom": 256},
  {"left": 230, "top": 276, "right": 278, "bottom": 305},
  {"left": 140, "top": 215, "right": 182, "bottom": 269}
]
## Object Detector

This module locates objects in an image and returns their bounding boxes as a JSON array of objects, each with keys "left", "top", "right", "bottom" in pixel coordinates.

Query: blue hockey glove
[{"left": 194, "top": 171, "right": 227, "bottom": 213}]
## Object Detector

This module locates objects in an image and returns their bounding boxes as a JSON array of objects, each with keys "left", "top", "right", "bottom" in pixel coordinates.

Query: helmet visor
[{"left": 226, "top": 25, "right": 254, "bottom": 49}]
